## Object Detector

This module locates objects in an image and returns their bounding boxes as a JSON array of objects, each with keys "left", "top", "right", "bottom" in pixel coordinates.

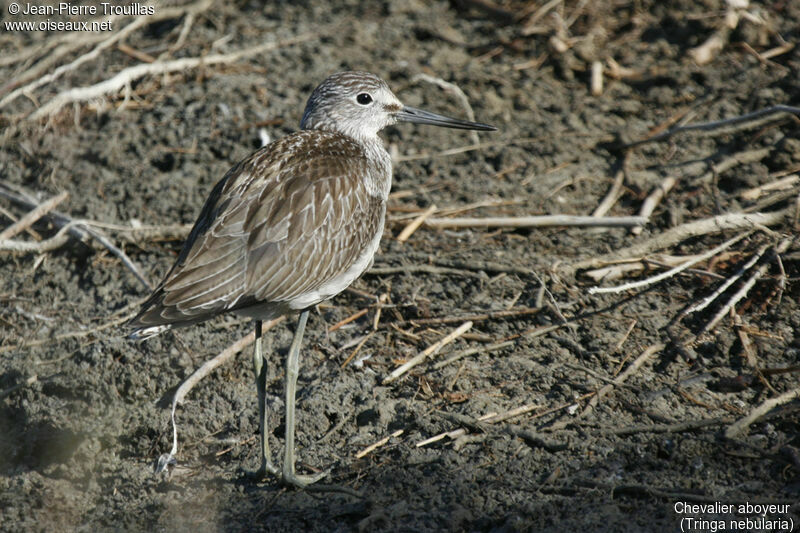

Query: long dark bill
[{"left": 395, "top": 106, "right": 496, "bottom": 131}]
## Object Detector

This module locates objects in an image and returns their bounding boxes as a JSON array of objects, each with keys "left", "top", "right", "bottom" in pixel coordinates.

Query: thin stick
[
  {"left": 383, "top": 321, "right": 473, "bottom": 384},
  {"left": 328, "top": 308, "right": 369, "bottom": 333},
  {"left": 433, "top": 340, "right": 515, "bottom": 369},
  {"left": 581, "top": 344, "right": 663, "bottom": 418},
  {"left": 0, "top": 305, "right": 139, "bottom": 354},
  {"left": 632, "top": 176, "right": 675, "bottom": 236},
  {"left": 384, "top": 306, "right": 541, "bottom": 329},
  {"left": 0, "top": 182, "right": 151, "bottom": 289},
  {"left": 28, "top": 33, "right": 317, "bottom": 120},
  {"left": 424, "top": 215, "right": 647, "bottom": 229},
  {"left": 725, "top": 387, "right": 800, "bottom": 439},
  {"left": 698, "top": 238, "right": 791, "bottom": 335},
  {"left": 412, "top": 74, "right": 481, "bottom": 145},
  {"left": 0, "top": 223, "right": 73, "bottom": 253},
  {"left": 684, "top": 243, "right": 770, "bottom": 315},
  {"left": 0, "top": 191, "right": 68, "bottom": 240},
  {"left": 622, "top": 105, "right": 800, "bottom": 149},
  {"left": 396, "top": 204, "right": 436, "bottom": 242},
  {"left": 589, "top": 232, "right": 750, "bottom": 294},
  {"left": 564, "top": 207, "right": 791, "bottom": 276},
  {"left": 355, "top": 429, "right": 404, "bottom": 459},
  {"left": 416, "top": 412, "right": 497, "bottom": 447},
  {"left": 633, "top": 147, "right": 773, "bottom": 237},
  {"left": 340, "top": 331, "right": 374, "bottom": 369},
  {"left": 592, "top": 155, "right": 627, "bottom": 217},
  {"left": 172, "top": 317, "right": 284, "bottom": 405},
  {"left": 740, "top": 174, "right": 799, "bottom": 201},
  {"left": 0, "top": 0, "right": 215, "bottom": 109},
  {"left": 482, "top": 402, "right": 544, "bottom": 424}
]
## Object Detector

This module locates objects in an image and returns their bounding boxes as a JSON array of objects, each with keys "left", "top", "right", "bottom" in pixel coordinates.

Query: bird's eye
[{"left": 356, "top": 93, "right": 373, "bottom": 105}]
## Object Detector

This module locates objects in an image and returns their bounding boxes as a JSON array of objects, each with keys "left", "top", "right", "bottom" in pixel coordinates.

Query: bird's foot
[
  {"left": 280, "top": 468, "right": 327, "bottom": 489},
  {"left": 281, "top": 469, "right": 362, "bottom": 497},
  {"left": 246, "top": 460, "right": 280, "bottom": 482}
]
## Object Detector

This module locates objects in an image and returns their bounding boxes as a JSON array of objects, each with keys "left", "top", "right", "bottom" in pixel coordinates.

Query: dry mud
[{"left": 1, "top": 1, "right": 799, "bottom": 531}]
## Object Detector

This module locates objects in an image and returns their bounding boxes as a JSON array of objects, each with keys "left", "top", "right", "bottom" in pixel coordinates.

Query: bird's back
[{"left": 129, "top": 130, "right": 389, "bottom": 337}]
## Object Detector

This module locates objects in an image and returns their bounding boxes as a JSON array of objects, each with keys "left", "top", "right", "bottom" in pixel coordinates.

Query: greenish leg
[
  {"left": 253, "top": 319, "right": 278, "bottom": 477},
  {"left": 281, "top": 310, "right": 327, "bottom": 487}
]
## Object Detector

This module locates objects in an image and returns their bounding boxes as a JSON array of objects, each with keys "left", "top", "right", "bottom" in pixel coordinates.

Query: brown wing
[{"left": 129, "top": 130, "right": 384, "bottom": 330}]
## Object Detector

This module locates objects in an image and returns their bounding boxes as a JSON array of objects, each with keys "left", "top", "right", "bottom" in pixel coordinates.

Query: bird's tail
[{"left": 128, "top": 324, "right": 172, "bottom": 341}]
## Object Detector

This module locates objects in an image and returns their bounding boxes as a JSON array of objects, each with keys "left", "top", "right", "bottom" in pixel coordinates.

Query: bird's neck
[{"left": 357, "top": 135, "right": 393, "bottom": 200}]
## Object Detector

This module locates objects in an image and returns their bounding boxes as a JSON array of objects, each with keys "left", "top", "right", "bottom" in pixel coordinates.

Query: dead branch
[
  {"left": 695, "top": 237, "right": 792, "bottom": 336},
  {"left": 27, "top": 32, "right": 317, "bottom": 121},
  {"left": 424, "top": 215, "right": 647, "bottom": 229},
  {"left": 355, "top": 429, "right": 404, "bottom": 459},
  {"left": 592, "top": 153, "right": 628, "bottom": 218},
  {"left": 622, "top": 105, "right": 800, "bottom": 149},
  {"left": 381, "top": 306, "right": 542, "bottom": 329},
  {"left": 433, "top": 340, "right": 515, "bottom": 369},
  {"left": 396, "top": 204, "right": 436, "bottom": 242},
  {"left": 0, "top": 0, "right": 215, "bottom": 108},
  {"left": 434, "top": 410, "right": 568, "bottom": 452},
  {"left": 603, "top": 417, "right": 732, "bottom": 436},
  {"left": 589, "top": 231, "right": 751, "bottom": 294},
  {"left": 583, "top": 253, "right": 721, "bottom": 282},
  {"left": 412, "top": 74, "right": 481, "bottom": 145},
  {"left": 688, "top": 6, "right": 741, "bottom": 66},
  {"left": 631, "top": 147, "right": 775, "bottom": 236},
  {"left": 0, "top": 182, "right": 151, "bottom": 289},
  {"left": 368, "top": 264, "right": 483, "bottom": 278},
  {"left": 563, "top": 207, "right": 791, "bottom": 277},
  {"left": 0, "top": 304, "right": 140, "bottom": 355},
  {"left": 579, "top": 343, "right": 663, "bottom": 419},
  {"left": 0, "top": 190, "right": 68, "bottom": 240},
  {"left": 383, "top": 321, "right": 472, "bottom": 384},
  {"left": 172, "top": 317, "right": 284, "bottom": 406},
  {"left": 725, "top": 387, "right": 800, "bottom": 439},
  {"left": 684, "top": 243, "right": 771, "bottom": 316}
]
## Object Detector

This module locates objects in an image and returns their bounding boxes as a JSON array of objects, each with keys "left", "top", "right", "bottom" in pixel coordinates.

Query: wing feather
[{"left": 129, "top": 130, "right": 386, "bottom": 331}]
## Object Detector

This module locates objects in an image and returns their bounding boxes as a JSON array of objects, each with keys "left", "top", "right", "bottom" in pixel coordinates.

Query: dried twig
[
  {"left": 0, "top": 0, "right": 215, "bottom": 109},
  {"left": 383, "top": 321, "right": 472, "bottom": 384},
  {"left": 564, "top": 207, "right": 791, "bottom": 276},
  {"left": 355, "top": 429, "right": 404, "bottom": 459},
  {"left": 156, "top": 317, "right": 284, "bottom": 474},
  {"left": 368, "top": 264, "right": 483, "bottom": 278},
  {"left": 384, "top": 306, "right": 541, "bottom": 329},
  {"left": 424, "top": 215, "right": 647, "bottom": 229},
  {"left": 0, "top": 191, "right": 68, "bottom": 240},
  {"left": 412, "top": 74, "right": 481, "bottom": 145},
  {"left": 589, "top": 232, "right": 751, "bottom": 294},
  {"left": 583, "top": 253, "right": 722, "bottom": 282},
  {"left": 592, "top": 154, "right": 628, "bottom": 218},
  {"left": 396, "top": 204, "right": 436, "bottom": 242},
  {"left": 0, "top": 182, "right": 152, "bottom": 289},
  {"left": 0, "top": 304, "right": 140, "bottom": 355},
  {"left": 28, "top": 32, "right": 317, "bottom": 120},
  {"left": 433, "top": 340, "right": 515, "bottom": 369},
  {"left": 431, "top": 409, "right": 567, "bottom": 452},
  {"left": 725, "top": 387, "right": 800, "bottom": 439},
  {"left": 580, "top": 344, "right": 663, "bottom": 419},
  {"left": 684, "top": 243, "right": 770, "bottom": 315},
  {"left": 172, "top": 317, "right": 284, "bottom": 406},
  {"left": 696, "top": 237, "right": 791, "bottom": 336},
  {"left": 621, "top": 105, "right": 800, "bottom": 149}
]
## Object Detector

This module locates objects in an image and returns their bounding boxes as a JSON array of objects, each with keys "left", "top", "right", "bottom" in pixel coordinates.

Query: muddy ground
[{"left": 1, "top": 1, "right": 799, "bottom": 531}]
